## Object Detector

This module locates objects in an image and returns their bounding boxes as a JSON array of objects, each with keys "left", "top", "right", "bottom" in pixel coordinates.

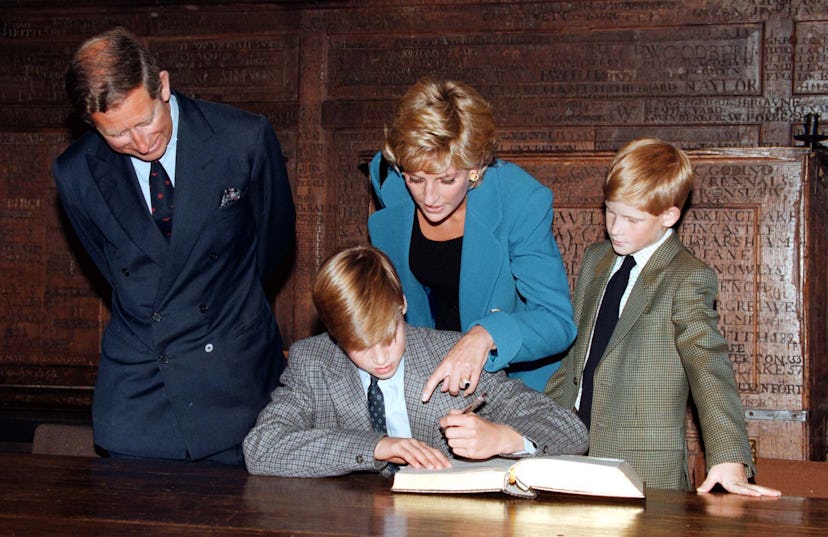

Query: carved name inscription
[
  {"left": 795, "top": 22, "right": 828, "bottom": 94},
  {"left": 149, "top": 36, "right": 300, "bottom": 102},
  {"left": 327, "top": 25, "right": 760, "bottom": 101},
  {"left": 1, "top": 39, "right": 76, "bottom": 104}
]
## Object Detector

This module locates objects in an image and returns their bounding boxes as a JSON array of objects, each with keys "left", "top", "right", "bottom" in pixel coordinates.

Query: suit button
[
  {"left": 356, "top": 455, "right": 364, "bottom": 464},
  {"left": 199, "top": 304, "right": 209, "bottom": 313},
  {"left": 573, "top": 377, "right": 578, "bottom": 385},
  {"left": 158, "top": 354, "right": 168, "bottom": 364},
  {"left": 152, "top": 312, "right": 162, "bottom": 322},
  {"left": 209, "top": 252, "right": 219, "bottom": 260},
  {"left": 121, "top": 268, "right": 130, "bottom": 277}
]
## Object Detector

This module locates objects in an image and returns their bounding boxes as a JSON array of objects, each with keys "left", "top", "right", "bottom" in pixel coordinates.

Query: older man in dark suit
[{"left": 53, "top": 27, "right": 295, "bottom": 465}]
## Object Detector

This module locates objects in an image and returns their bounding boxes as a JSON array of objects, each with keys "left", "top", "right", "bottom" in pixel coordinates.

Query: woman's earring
[{"left": 468, "top": 170, "right": 480, "bottom": 183}]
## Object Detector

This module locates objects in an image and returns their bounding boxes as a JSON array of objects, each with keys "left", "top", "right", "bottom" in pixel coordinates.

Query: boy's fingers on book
[{"left": 401, "top": 443, "right": 450, "bottom": 469}]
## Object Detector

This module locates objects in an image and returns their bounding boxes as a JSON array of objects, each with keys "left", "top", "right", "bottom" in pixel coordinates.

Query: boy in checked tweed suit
[
  {"left": 244, "top": 245, "right": 587, "bottom": 477},
  {"left": 546, "top": 138, "right": 780, "bottom": 496}
]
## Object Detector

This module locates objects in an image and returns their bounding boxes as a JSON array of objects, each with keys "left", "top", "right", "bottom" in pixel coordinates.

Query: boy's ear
[
  {"left": 660, "top": 206, "right": 681, "bottom": 228},
  {"left": 401, "top": 296, "right": 408, "bottom": 316}
]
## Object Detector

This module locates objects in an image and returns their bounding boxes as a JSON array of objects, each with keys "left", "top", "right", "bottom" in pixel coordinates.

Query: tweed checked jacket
[
  {"left": 546, "top": 234, "right": 754, "bottom": 490},
  {"left": 244, "top": 325, "right": 588, "bottom": 477}
]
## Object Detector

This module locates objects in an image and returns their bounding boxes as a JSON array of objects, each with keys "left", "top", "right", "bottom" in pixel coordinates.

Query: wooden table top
[{"left": 0, "top": 453, "right": 826, "bottom": 536}]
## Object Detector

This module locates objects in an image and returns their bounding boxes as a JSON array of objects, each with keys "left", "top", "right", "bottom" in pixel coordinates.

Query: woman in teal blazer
[{"left": 368, "top": 77, "right": 576, "bottom": 395}]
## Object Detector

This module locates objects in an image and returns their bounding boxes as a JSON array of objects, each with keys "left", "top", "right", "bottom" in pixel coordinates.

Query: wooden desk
[{"left": 0, "top": 453, "right": 825, "bottom": 536}]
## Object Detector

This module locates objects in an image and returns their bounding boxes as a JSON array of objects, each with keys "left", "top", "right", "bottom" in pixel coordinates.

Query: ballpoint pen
[{"left": 461, "top": 392, "right": 488, "bottom": 414}]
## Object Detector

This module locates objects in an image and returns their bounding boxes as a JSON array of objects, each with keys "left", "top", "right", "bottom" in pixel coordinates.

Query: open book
[{"left": 391, "top": 455, "right": 645, "bottom": 499}]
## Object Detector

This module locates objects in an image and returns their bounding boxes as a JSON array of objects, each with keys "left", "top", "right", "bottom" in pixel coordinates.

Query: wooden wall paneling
[
  {"left": 290, "top": 9, "right": 332, "bottom": 340},
  {"left": 804, "top": 149, "right": 828, "bottom": 461},
  {"left": 1, "top": 1, "right": 828, "bottom": 459},
  {"left": 0, "top": 131, "right": 100, "bottom": 409}
]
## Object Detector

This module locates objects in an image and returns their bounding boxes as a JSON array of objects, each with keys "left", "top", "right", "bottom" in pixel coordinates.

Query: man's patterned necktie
[{"left": 149, "top": 160, "right": 174, "bottom": 240}]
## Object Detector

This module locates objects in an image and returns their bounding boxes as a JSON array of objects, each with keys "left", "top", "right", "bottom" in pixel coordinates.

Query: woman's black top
[{"left": 409, "top": 216, "right": 463, "bottom": 332}]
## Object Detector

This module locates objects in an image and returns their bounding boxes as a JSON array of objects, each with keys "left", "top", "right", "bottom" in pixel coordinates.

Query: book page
[
  {"left": 392, "top": 458, "right": 514, "bottom": 493},
  {"left": 512, "top": 455, "right": 645, "bottom": 498}
]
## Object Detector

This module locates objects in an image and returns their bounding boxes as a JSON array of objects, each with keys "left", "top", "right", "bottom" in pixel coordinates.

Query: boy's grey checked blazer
[
  {"left": 243, "top": 325, "right": 588, "bottom": 477},
  {"left": 546, "top": 233, "right": 754, "bottom": 490}
]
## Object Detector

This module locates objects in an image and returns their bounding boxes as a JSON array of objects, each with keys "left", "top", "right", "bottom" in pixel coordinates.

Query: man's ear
[
  {"left": 159, "top": 70, "right": 171, "bottom": 101},
  {"left": 661, "top": 206, "right": 681, "bottom": 228}
]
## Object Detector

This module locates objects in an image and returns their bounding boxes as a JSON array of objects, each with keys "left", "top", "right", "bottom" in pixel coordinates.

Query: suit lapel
[
  {"left": 89, "top": 144, "right": 168, "bottom": 266},
  {"left": 155, "top": 95, "right": 223, "bottom": 300},
  {"left": 377, "top": 207, "right": 434, "bottom": 327},
  {"left": 403, "top": 335, "right": 431, "bottom": 441}
]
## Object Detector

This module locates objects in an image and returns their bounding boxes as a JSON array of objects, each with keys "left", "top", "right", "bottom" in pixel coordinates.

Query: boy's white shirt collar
[{"left": 615, "top": 227, "right": 674, "bottom": 273}]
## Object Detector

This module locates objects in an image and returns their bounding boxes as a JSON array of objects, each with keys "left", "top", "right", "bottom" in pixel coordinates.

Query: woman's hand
[{"left": 421, "top": 325, "right": 494, "bottom": 402}]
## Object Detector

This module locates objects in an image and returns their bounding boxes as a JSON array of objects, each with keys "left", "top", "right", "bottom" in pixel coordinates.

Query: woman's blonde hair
[
  {"left": 604, "top": 138, "right": 694, "bottom": 215},
  {"left": 383, "top": 77, "right": 496, "bottom": 175},
  {"left": 312, "top": 245, "right": 405, "bottom": 351}
]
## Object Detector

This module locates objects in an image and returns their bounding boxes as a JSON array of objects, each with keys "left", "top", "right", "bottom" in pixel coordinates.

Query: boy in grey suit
[
  {"left": 243, "top": 245, "right": 587, "bottom": 477},
  {"left": 546, "top": 138, "right": 780, "bottom": 496}
]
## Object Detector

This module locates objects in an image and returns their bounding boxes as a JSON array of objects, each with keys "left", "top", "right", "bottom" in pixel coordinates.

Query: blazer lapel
[
  {"left": 376, "top": 206, "right": 434, "bottom": 327},
  {"left": 578, "top": 250, "right": 616, "bottom": 371},
  {"left": 89, "top": 145, "right": 168, "bottom": 266},
  {"left": 404, "top": 349, "right": 429, "bottom": 440},
  {"left": 402, "top": 328, "right": 446, "bottom": 443},
  {"left": 603, "top": 233, "right": 684, "bottom": 357},
  {"left": 458, "top": 182, "right": 506, "bottom": 328},
  {"left": 328, "top": 348, "right": 373, "bottom": 430}
]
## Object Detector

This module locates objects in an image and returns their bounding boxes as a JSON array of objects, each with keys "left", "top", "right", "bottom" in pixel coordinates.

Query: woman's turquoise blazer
[{"left": 368, "top": 152, "right": 576, "bottom": 390}]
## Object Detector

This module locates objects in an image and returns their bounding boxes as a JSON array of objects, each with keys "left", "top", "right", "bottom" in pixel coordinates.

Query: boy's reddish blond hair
[{"left": 604, "top": 138, "right": 693, "bottom": 215}]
